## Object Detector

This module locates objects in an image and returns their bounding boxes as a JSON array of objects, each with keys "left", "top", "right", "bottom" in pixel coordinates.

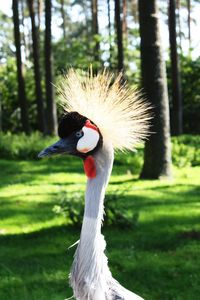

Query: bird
[{"left": 38, "top": 69, "right": 151, "bottom": 300}]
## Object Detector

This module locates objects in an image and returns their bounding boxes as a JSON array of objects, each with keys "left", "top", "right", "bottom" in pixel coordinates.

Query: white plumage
[{"left": 58, "top": 68, "right": 151, "bottom": 151}]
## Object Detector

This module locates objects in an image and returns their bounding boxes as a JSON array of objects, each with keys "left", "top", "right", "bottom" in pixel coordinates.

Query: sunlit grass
[{"left": 0, "top": 156, "right": 200, "bottom": 299}]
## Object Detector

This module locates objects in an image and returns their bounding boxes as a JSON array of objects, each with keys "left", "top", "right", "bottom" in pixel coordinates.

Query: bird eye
[{"left": 76, "top": 130, "right": 83, "bottom": 138}]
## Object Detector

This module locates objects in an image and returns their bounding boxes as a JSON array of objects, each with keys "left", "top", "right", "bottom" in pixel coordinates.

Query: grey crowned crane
[{"left": 39, "top": 69, "right": 151, "bottom": 300}]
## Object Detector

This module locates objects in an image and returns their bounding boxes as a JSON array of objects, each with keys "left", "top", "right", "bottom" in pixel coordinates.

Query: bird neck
[
  {"left": 70, "top": 143, "right": 114, "bottom": 298},
  {"left": 81, "top": 141, "right": 114, "bottom": 235}
]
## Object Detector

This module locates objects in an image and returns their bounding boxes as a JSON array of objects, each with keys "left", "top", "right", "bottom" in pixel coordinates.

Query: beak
[{"left": 38, "top": 137, "right": 76, "bottom": 158}]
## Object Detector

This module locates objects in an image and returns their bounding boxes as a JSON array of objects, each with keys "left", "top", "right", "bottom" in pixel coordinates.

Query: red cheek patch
[
  {"left": 83, "top": 155, "right": 96, "bottom": 179},
  {"left": 85, "top": 120, "right": 99, "bottom": 132}
]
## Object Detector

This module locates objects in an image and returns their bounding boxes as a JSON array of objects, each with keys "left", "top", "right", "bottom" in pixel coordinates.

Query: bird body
[{"left": 39, "top": 69, "right": 151, "bottom": 300}]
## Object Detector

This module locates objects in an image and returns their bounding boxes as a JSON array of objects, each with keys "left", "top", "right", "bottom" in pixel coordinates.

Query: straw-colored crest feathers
[{"left": 58, "top": 69, "right": 151, "bottom": 151}]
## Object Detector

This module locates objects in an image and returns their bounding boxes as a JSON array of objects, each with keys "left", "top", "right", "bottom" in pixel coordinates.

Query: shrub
[
  {"left": 53, "top": 190, "right": 139, "bottom": 228},
  {"left": 53, "top": 192, "right": 84, "bottom": 227},
  {"left": 0, "top": 132, "right": 56, "bottom": 160},
  {"left": 181, "top": 56, "right": 200, "bottom": 134},
  {"left": 172, "top": 135, "right": 200, "bottom": 167},
  {"left": 114, "top": 146, "right": 144, "bottom": 174},
  {"left": 0, "top": 132, "right": 199, "bottom": 168},
  {"left": 167, "top": 56, "right": 200, "bottom": 134}
]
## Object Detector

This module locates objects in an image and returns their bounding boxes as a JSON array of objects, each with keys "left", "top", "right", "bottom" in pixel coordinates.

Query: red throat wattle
[{"left": 83, "top": 156, "right": 96, "bottom": 179}]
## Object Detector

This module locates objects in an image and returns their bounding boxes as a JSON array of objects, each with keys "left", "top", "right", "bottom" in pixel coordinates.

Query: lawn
[{"left": 0, "top": 156, "right": 200, "bottom": 300}]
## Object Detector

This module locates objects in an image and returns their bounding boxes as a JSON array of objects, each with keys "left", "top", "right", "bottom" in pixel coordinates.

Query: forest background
[
  {"left": 0, "top": 0, "right": 200, "bottom": 136},
  {"left": 0, "top": 1, "right": 200, "bottom": 300}
]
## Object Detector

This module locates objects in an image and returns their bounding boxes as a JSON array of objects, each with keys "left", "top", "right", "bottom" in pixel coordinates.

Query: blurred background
[
  {"left": 0, "top": 0, "right": 199, "bottom": 134},
  {"left": 0, "top": 1, "right": 200, "bottom": 300}
]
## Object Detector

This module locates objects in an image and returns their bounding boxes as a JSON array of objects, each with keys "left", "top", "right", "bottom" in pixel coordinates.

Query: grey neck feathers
[
  {"left": 70, "top": 141, "right": 143, "bottom": 300},
  {"left": 70, "top": 141, "right": 114, "bottom": 299},
  {"left": 83, "top": 141, "right": 114, "bottom": 232}
]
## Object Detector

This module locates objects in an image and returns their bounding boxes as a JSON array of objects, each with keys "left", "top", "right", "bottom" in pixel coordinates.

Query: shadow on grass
[
  {"left": 0, "top": 228, "right": 76, "bottom": 297},
  {"left": 1, "top": 159, "right": 200, "bottom": 299},
  {"left": 0, "top": 158, "right": 139, "bottom": 188},
  {"left": 0, "top": 199, "right": 58, "bottom": 222},
  {"left": 1, "top": 170, "right": 200, "bottom": 300},
  {"left": 107, "top": 184, "right": 200, "bottom": 207},
  {"left": 1, "top": 222, "right": 200, "bottom": 300},
  {"left": 0, "top": 158, "right": 83, "bottom": 187},
  {"left": 0, "top": 224, "right": 80, "bottom": 299}
]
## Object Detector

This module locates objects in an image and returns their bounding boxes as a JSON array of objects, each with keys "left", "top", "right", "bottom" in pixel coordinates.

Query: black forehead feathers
[{"left": 58, "top": 111, "right": 87, "bottom": 138}]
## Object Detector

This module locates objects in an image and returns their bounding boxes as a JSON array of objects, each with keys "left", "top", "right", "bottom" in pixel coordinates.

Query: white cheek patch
[{"left": 77, "top": 126, "right": 100, "bottom": 153}]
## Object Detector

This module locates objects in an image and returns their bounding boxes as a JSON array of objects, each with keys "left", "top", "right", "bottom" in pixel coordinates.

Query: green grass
[{"left": 0, "top": 156, "right": 200, "bottom": 300}]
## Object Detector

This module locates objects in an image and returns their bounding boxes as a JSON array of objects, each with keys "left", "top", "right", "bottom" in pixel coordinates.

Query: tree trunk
[
  {"left": 12, "top": 0, "right": 29, "bottom": 133},
  {"left": 28, "top": 0, "right": 46, "bottom": 133},
  {"left": 0, "top": 93, "right": 2, "bottom": 131},
  {"left": 115, "top": 0, "right": 124, "bottom": 71},
  {"left": 169, "top": 0, "right": 183, "bottom": 135},
  {"left": 176, "top": 0, "right": 183, "bottom": 55},
  {"left": 122, "top": 0, "right": 128, "bottom": 39},
  {"left": 44, "top": 0, "right": 57, "bottom": 135},
  {"left": 186, "top": 0, "right": 191, "bottom": 52},
  {"left": 60, "top": 0, "right": 66, "bottom": 39},
  {"left": 131, "top": 0, "right": 138, "bottom": 22},
  {"left": 82, "top": 0, "right": 89, "bottom": 37},
  {"left": 20, "top": 0, "right": 27, "bottom": 60},
  {"left": 139, "top": 0, "right": 172, "bottom": 179},
  {"left": 107, "top": 0, "right": 112, "bottom": 66},
  {"left": 37, "top": 0, "right": 43, "bottom": 30},
  {"left": 91, "top": 0, "right": 100, "bottom": 63}
]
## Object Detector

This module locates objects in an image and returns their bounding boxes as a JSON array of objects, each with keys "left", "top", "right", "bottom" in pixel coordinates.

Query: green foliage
[
  {"left": 181, "top": 56, "right": 200, "bottom": 134},
  {"left": 172, "top": 135, "right": 200, "bottom": 167},
  {"left": 115, "top": 135, "right": 200, "bottom": 170},
  {"left": 104, "top": 192, "right": 139, "bottom": 228},
  {"left": 53, "top": 192, "right": 84, "bottom": 227},
  {"left": 53, "top": 38, "right": 92, "bottom": 74},
  {"left": 0, "top": 11, "right": 14, "bottom": 61},
  {"left": 0, "top": 132, "right": 56, "bottom": 159},
  {"left": 114, "top": 147, "right": 144, "bottom": 173},
  {"left": 0, "top": 58, "right": 18, "bottom": 131},
  {"left": 0, "top": 133, "right": 200, "bottom": 169},
  {"left": 167, "top": 55, "right": 200, "bottom": 134},
  {"left": 0, "top": 0, "right": 199, "bottom": 135},
  {"left": 0, "top": 58, "right": 38, "bottom": 131},
  {"left": 53, "top": 190, "right": 139, "bottom": 228}
]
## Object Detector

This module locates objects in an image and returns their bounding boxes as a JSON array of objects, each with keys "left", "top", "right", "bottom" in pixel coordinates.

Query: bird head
[
  {"left": 39, "top": 68, "right": 151, "bottom": 162},
  {"left": 38, "top": 112, "right": 103, "bottom": 159}
]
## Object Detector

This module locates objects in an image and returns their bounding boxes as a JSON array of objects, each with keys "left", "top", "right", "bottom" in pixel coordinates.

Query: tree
[
  {"left": 28, "top": 0, "right": 46, "bottom": 133},
  {"left": 139, "top": 0, "right": 172, "bottom": 179},
  {"left": 0, "top": 92, "right": 2, "bottom": 131},
  {"left": 169, "top": 0, "right": 183, "bottom": 135},
  {"left": 37, "top": 0, "right": 43, "bottom": 30},
  {"left": 107, "top": 0, "right": 112, "bottom": 66},
  {"left": 115, "top": 0, "right": 124, "bottom": 71},
  {"left": 44, "top": 0, "right": 57, "bottom": 135},
  {"left": 122, "top": 0, "right": 128, "bottom": 39},
  {"left": 186, "top": 0, "right": 191, "bottom": 52},
  {"left": 60, "top": 0, "right": 66, "bottom": 39},
  {"left": 91, "top": 0, "right": 100, "bottom": 64},
  {"left": 131, "top": 0, "right": 138, "bottom": 22},
  {"left": 12, "top": 0, "right": 29, "bottom": 133},
  {"left": 20, "top": 0, "right": 27, "bottom": 59},
  {"left": 0, "top": 10, "right": 14, "bottom": 62},
  {"left": 176, "top": 0, "right": 183, "bottom": 54}
]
